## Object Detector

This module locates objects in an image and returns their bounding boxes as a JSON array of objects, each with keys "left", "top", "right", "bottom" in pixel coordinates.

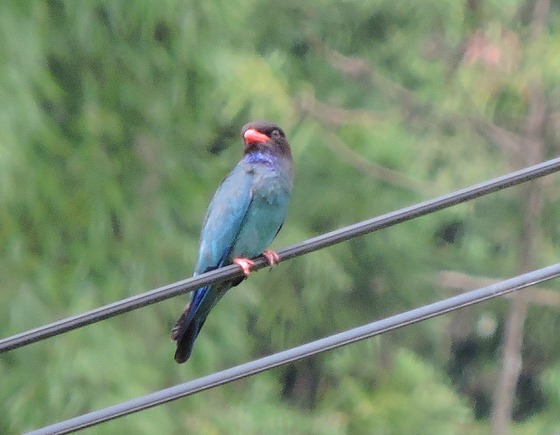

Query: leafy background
[{"left": 1, "top": 0, "right": 560, "bottom": 433}]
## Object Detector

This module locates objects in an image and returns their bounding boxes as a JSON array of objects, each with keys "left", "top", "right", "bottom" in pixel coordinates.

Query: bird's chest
[
  {"left": 251, "top": 175, "right": 285, "bottom": 206},
  {"left": 248, "top": 163, "right": 290, "bottom": 205},
  {"left": 231, "top": 166, "right": 290, "bottom": 257}
]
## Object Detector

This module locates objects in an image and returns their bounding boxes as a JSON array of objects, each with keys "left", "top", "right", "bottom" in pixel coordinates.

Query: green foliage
[
  {"left": 1, "top": 0, "right": 560, "bottom": 433},
  {"left": 324, "top": 345, "right": 474, "bottom": 434}
]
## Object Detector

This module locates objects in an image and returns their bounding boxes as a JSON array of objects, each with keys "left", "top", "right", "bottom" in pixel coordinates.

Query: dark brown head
[{"left": 241, "top": 120, "right": 292, "bottom": 160}]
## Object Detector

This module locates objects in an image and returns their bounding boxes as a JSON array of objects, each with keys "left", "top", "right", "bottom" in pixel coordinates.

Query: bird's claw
[
  {"left": 233, "top": 257, "right": 255, "bottom": 276},
  {"left": 233, "top": 251, "right": 279, "bottom": 276},
  {"left": 263, "top": 249, "right": 280, "bottom": 266}
]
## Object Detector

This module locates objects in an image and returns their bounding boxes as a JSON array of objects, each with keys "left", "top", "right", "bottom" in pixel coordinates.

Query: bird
[{"left": 171, "top": 120, "right": 294, "bottom": 363}]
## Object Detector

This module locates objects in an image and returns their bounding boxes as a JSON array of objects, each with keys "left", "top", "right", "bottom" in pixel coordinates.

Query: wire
[
  {"left": 2, "top": 156, "right": 560, "bottom": 354},
  {"left": 26, "top": 262, "right": 560, "bottom": 435}
]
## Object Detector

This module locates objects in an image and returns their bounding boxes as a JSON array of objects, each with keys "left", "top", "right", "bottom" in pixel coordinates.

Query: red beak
[{"left": 244, "top": 128, "right": 270, "bottom": 145}]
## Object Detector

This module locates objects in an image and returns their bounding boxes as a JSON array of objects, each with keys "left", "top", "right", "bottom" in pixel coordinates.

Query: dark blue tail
[
  {"left": 171, "top": 276, "right": 239, "bottom": 363},
  {"left": 171, "top": 286, "right": 209, "bottom": 363}
]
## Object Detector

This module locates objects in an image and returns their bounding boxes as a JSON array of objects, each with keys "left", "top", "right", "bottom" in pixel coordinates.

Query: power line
[
  {"left": 2, "top": 156, "right": 560, "bottom": 354},
  {"left": 27, "top": 262, "right": 560, "bottom": 435}
]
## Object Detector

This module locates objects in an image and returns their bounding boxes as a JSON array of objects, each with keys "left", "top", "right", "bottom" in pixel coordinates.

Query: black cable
[
  {"left": 27, "top": 262, "right": 560, "bottom": 434},
  {"left": 3, "top": 156, "right": 560, "bottom": 354}
]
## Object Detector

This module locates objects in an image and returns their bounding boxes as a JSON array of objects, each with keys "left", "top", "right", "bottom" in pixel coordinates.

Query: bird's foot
[
  {"left": 262, "top": 249, "right": 280, "bottom": 266},
  {"left": 233, "top": 257, "right": 255, "bottom": 276}
]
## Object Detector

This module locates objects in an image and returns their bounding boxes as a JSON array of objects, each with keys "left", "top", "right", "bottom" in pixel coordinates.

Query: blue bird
[{"left": 172, "top": 121, "right": 294, "bottom": 363}]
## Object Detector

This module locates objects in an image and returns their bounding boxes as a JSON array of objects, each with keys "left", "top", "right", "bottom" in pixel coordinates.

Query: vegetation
[{"left": 1, "top": 0, "right": 560, "bottom": 433}]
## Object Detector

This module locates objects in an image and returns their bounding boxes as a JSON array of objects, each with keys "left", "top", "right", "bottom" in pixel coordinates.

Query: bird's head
[{"left": 241, "top": 121, "right": 287, "bottom": 146}]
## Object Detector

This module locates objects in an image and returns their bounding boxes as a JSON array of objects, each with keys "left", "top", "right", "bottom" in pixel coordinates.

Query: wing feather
[{"left": 195, "top": 162, "right": 254, "bottom": 274}]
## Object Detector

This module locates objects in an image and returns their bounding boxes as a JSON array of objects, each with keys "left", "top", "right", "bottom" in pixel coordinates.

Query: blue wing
[
  {"left": 172, "top": 163, "right": 254, "bottom": 362},
  {"left": 195, "top": 162, "right": 254, "bottom": 274}
]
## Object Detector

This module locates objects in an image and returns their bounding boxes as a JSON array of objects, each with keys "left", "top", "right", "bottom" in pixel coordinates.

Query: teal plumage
[{"left": 172, "top": 121, "right": 293, "bottom": 363}]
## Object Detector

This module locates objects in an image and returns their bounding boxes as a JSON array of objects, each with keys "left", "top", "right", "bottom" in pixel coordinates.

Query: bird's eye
[{"left": 271, "top": 129, "right": 281, "bottom": 138}]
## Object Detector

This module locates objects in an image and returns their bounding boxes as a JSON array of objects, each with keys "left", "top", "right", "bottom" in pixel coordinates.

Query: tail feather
[
  {"left": 171, "top": 281, "right": 235, "bottom": 363},
  {"left": 172, "top": 313, "right": 205, "bottom": 363},
  {"left": 171, "top": 287, "right": 209, "bottom": 363}
]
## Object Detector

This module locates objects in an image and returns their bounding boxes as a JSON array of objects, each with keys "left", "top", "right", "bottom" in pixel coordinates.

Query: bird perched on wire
[{"left": 171, "top": 121, "right": 294, "bottom": 363}]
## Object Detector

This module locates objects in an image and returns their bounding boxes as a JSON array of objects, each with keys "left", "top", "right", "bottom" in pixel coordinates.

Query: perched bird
[{"left": 171, "top": 121, "right": 294, "bottom": 363}]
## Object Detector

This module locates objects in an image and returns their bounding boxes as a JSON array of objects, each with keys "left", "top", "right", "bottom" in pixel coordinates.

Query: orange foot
[
  {"left": 233, "top": 257, "right": 255, "bottom": 276},
  {"left": 262, "top": 249, "right": 280, "bottom": 266}
]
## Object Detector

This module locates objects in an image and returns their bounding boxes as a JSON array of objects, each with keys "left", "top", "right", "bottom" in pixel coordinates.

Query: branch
[
  {"left": 294, "top": 93, "right": 432, "bottom": 193},
  {"left": 312, "top": 38, "right": 526, "bottom": 157},
  {"left": 295, "top": 93, "right": 385, "bottom": 126},
  {"left": 492, "top": 1, "right": 549, "bottom": 432},
  {"left": 467, "top": 115, "right": 523, "bottom": 155},
  {"left": 438, "top": 270, "right": 560, "bottom": 308},
  {"left": 323, "top": 131, "right": 432, "bottom": 194}
]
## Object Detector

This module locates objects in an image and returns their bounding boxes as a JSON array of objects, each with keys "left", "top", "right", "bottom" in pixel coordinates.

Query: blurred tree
[{"left": 1, "top": 0, "right": 560, "bottom": 433}]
